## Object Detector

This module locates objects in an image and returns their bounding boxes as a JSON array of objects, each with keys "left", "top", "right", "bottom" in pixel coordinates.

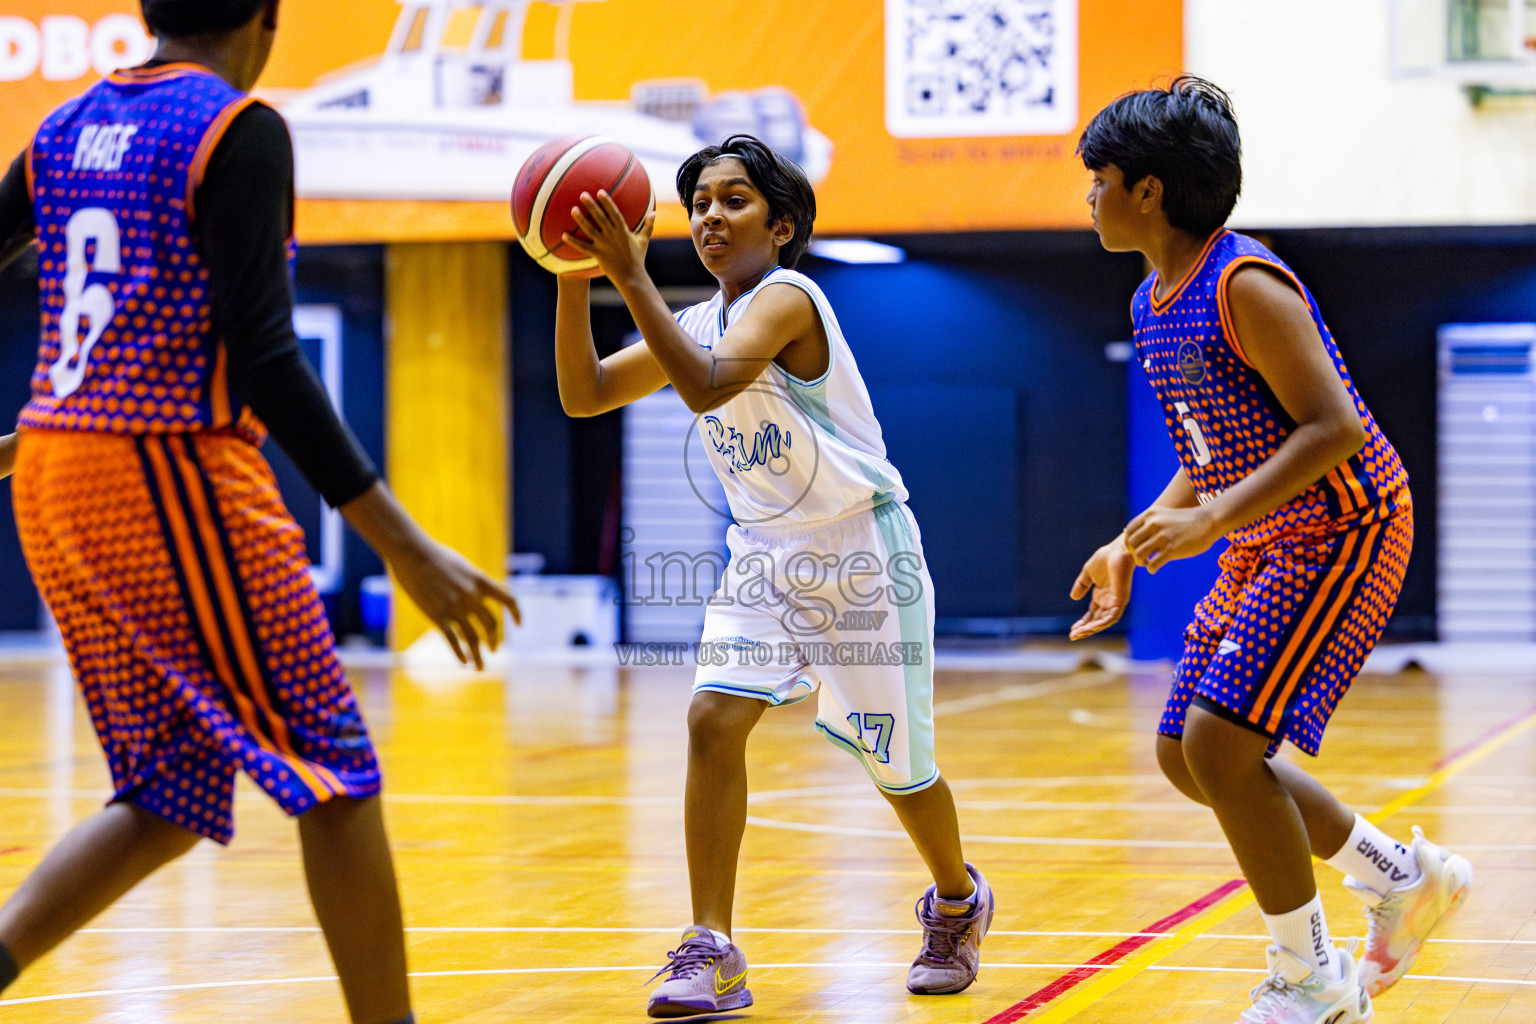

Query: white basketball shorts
[{"left": 694, "top": 498, "right": 938, "bottom": 794}]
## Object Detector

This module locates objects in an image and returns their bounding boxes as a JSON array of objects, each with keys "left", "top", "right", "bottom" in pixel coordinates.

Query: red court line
[
  {"left": 982, "top": 878, "right": 1248, "bottom": 1024},
  {"left": 0, "top": 847, "right": 26, "bottom": 857},
  {"left": 1434, "top": 703, "right": 1536, "bottom": 771}
]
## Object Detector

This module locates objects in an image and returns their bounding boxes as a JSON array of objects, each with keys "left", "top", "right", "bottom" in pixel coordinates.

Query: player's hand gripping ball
[{"left": 511, "top": 135, "right": 654, "bottom": 277}]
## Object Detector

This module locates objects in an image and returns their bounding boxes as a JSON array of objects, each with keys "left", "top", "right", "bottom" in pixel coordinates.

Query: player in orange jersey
[
  {"left": 1070, "top": 78, "right": 1471, "bottom": 1024},
  {"left": 0, "top": 3, "right": 518, "bottom": 1022}
]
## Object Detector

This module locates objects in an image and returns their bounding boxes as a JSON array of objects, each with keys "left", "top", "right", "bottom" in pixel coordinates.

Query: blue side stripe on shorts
[{"left": 695, "top": 681, "right": 814, "bottom": 707}]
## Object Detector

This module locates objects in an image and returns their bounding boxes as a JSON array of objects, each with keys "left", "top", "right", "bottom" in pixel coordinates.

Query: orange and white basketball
[{"left": 511, "top": 135, "right": 655, "bottom": 276}]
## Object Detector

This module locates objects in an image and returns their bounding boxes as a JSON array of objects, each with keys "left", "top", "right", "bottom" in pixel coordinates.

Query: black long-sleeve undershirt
[
  {"left": 0, "top": 97, "right": 378, "bottom": 509},
  {"left": 0, "top": 154, "right": 31, "bottom": 272}
]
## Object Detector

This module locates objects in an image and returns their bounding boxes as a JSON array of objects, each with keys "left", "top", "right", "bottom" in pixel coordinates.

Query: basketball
[{"left": 511, "top": 135, "right": 655, "bottom": 276}]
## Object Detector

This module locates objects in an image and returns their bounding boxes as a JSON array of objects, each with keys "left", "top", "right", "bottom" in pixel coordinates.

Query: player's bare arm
[
  {"left": 1070, "top": 468, "right": 1198, "bottom": 639},
  {"left": 636, "top": 281, "right": 822, "bottom": 413},
  {"left": 567, "top": 190, "right": 823, "bottom": 414},
  {"left": 340, "top": 482, "right": 521, "bottom": 669},
  {"left": 1123, "top": 265, "right": 1367, "bottom": 572},
  {"left": 553, "top": 275, "right": 670, "bottom": 416},
  {"left": 0, "top": 433, "right": 16, "bottom": 480}
]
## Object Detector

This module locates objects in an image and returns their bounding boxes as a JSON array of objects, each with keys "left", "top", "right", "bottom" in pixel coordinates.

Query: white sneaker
[
  {"left": 1345, "top": 825, "right": 1473, "bottom": 996},
  {"left": 1237, "top": 944, "right": 1372, "bottom": 1024}
]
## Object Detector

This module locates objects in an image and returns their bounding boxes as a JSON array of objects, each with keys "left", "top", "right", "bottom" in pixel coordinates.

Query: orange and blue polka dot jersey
[
  {"left": 1130, "top": 231, "right": 1409, "bottom": 548},
  {"left": 22, "top": 64, "right": 271, "bottom": 442},
  {"left": 1133, "top": 231, "right": 1413, "bottom": 756},
  {"left": 16, "top": 63, "right": 376, "bottom": 842}
]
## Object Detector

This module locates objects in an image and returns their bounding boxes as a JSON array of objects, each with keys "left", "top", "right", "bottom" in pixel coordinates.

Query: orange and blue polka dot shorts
[
  {"left": 13, "top": 428, "right": 380, "bottom": 843},
  {"left": 1161, "top": 496, "right": 1412, "bottom": 758}
]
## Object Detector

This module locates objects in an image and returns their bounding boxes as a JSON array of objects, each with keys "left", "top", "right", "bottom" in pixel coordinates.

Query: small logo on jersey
[
  {"left": 1177, "top": 341, "right": 1206, "bottom": 384},
  {"left": 1217, "top": 638, "right": 1242, "bottom": 656},
  {"left": 714, "top": 635, "right": 766, "bottom": 653},
  {"left": 1143, "top": 358, "right": 1153, "bottom": 372},
  {"left": 331, "top": 709, "right": 370, "bottom": 750}
]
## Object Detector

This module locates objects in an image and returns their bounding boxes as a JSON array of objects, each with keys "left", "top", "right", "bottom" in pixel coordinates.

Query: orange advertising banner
[{"left": 1, "top": 1, "right": 1182, "bottom": 243}]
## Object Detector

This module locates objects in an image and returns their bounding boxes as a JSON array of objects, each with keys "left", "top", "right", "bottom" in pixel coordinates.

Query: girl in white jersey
[{"left": 555, "top": 135, "right": 992, "bottom": 1017}]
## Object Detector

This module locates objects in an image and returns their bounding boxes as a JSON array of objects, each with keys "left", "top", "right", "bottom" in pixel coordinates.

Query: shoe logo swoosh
[{"left": 715, "top": 966, "right": 746, "bottom": 994}]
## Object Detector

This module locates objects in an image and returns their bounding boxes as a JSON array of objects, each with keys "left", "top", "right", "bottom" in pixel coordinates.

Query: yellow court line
[
  {"left": 1022, "top": 707, "right": 1536, "bottom": 1024},
  {"left": 12, "top": 962, "right": 1536, "bottom": 1010},
  {"left": 387, "top": 861, "right": 1240, "bottom": 883}
]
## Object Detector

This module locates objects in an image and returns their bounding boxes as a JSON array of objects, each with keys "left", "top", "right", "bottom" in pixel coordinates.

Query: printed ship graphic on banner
[{"left": 282, "top": 0, "right": 833, "bottom": 201}]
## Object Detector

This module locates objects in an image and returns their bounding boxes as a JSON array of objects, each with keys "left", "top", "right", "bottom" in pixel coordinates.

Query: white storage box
[{"left": 507, "top": 575, "right": 620, "bottom": 650}]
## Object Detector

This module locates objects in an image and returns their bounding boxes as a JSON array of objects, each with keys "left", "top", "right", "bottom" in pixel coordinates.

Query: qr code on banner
[{"left": 885, "top": 0, "right": 1078, "bottom": 138}]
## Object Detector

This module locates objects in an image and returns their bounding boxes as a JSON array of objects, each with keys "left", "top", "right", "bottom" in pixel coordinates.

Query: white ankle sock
[
  {"left": 1325, "top": 813, "right": 1421, "bottom": 895},
  {"left": 709, "top": 929, "right": 731, "bottom": 946},
  {"left": 1261, "top": 893, "right": 1341, "bottom": 980}
]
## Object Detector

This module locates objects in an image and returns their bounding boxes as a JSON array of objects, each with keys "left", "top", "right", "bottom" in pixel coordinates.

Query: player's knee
[
  {"left": 1179, "top": 728, "right": 1228, "bottom": 796},
  {"left": 123, "top": 804, "right": 202, "bottom": 860},
  {"left": 1155, "top": 734, "right": 1208, "bottom": 805},
  {"left": 686, "top": 691, "right": 762, "bottom": 753},
  {"left": 299, "top": 792, "right": 383, "bottom": 840},
  {"left": 1181, "top": 709, "right": 1267, "bottom": 796}
]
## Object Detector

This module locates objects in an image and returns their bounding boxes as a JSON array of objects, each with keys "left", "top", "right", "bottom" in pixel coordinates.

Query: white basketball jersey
[{"left": 674, "top": 267, "right": 907, "bottom": 525}]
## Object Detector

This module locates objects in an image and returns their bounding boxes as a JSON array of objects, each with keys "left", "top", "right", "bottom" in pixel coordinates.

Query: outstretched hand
[
  {"left": 390, "top": 540, "right": 521, "bottom": 670},
  {"left": 1068, "top": 534, "right": 1135, "bottom": 640},
  {"left": 563, "top": 190, "right": 656, "bottom": 283},
  {"left": 339, "top": 482, "right": 521, "bottom": 670}
]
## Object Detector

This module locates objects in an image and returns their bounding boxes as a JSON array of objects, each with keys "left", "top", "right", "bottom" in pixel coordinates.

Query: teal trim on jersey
[
  {"left": 872, "top": 500, "right": 937, "bottom": 784},
  {"left": 769, "top": 275, "right": 836, "bottom": 389},
  {"left": 786, "top": 374, "right": 836, "bottom": 434},
  {"left": 813, "top": 720, "right": 941, "bottom": 794},
  {"left": 781, "top": 375, "right": 897, "bottom": 505},
  {"left": 778, "top": 359, "right": 834, "bottom": 389},
  {"left": 693, "top": 679, "right": 814, "bottom": 707}
]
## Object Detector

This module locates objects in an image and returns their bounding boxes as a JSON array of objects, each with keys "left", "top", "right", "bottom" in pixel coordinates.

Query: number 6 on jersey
[{"left": 50, "top": 207, "right": 121, "bottom": 399}]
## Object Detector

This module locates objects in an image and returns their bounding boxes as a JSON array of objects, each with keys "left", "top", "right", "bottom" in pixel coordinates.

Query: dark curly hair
[
  {"left": 141, "top": 0, "right": 267, "bottom": 38},
  {"left": 1077, "top": 76, "right": 1242, "bottom": 236},
  {"left": 676, "top": 134, "right": 817, "bottom": 269}
]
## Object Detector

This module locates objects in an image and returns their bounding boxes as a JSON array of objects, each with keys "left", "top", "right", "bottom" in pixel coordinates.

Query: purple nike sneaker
[
  {"left": 646, "top": 925, "right": 753, "bottom": 1018},
  {"left": 908, "top": 862, "right": 994, "bottom": 994}
]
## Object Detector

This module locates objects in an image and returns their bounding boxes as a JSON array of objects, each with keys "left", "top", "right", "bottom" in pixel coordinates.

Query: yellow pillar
[{"left": 384, "top": 242, "right": 510, "bottom": 652}]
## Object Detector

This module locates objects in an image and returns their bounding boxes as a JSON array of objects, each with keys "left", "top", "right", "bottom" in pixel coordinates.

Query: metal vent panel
[{"left": 1438, "top": 324, "right": 1536, "bottom": 641}]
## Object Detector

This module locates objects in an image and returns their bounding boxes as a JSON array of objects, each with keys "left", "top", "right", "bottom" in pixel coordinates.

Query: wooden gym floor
[{"left": 0, "top": 654, "right": 1532, "bottom": 1022}]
